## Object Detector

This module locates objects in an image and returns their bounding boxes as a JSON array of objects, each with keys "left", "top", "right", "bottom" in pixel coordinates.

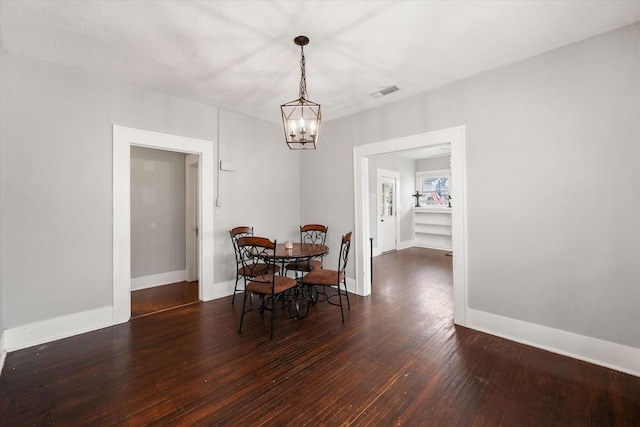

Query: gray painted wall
[
  {"left": 298, "top": 120, "right": 356, "bottom": 273},
  {"left": 130, "top": 146, "right": 186, "bottom": 279},
  {"left": 0, "top": 53, "right": 302, "bottom": 329},
  {"left": 300, "top": 23, "right": 640, "bottom": 348},
  {"left": 0, "top": 52, "right": 220, "bottom": 328},
  {"left": 215, "top": 109, "right": 300, "bottom": 284}
]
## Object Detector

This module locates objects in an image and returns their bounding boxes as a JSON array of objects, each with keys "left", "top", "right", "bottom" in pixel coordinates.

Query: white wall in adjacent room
[{"left": 130, "top": 146, "right": 187, "bottom": 284}]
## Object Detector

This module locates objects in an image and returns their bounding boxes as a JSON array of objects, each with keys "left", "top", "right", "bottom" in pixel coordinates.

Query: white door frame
[
  {"left": 113, "top": 125, "right": 215, "bottom": 324},
  {"left": 376, "top": 168, "right": 400, "bottom": 254},
  {"left": 353, "top": 126, "right": 468, "bottom": 326}
]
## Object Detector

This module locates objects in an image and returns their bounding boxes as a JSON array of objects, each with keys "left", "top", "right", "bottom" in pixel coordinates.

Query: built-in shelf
[{"left": 413, "top": 208, "right": 452, "bottom": 251}]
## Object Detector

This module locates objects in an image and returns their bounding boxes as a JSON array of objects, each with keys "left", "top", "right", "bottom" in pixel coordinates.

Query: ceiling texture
[{"left": 1, "top": 1, "right": 639, "bottom": 125}]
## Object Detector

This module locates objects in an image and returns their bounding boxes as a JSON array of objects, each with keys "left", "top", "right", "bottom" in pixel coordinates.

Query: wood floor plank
[
  {"left": 1, "top": 248, "right": 639, "bottom": 426},
  {"left": 131, "top": 280, "right": 199, "bottom": 318}
]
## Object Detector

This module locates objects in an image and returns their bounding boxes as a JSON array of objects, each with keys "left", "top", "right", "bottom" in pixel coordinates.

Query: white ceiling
[{"left": 1, "top": 1, "right": 639, "bottom": 125}]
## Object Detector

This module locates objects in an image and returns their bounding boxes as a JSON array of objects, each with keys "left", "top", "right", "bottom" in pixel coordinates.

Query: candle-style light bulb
[
  {"left": 310, "top": 121, "right": 316, "bottom": 136},
  {"left": 299, "top": 118, "right": 305, "bottom": 133}
]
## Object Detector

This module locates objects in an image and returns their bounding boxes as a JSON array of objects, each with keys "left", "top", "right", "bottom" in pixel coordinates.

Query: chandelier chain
[
  {"left": 282, "top": 35, "right": 320, "bottom": 149},
  {"left": 299, "top": 46, "right": 308, "bottom": 100}
]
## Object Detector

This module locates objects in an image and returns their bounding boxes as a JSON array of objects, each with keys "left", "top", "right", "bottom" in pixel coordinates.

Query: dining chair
[
  {"left": 301, "top": 231, "right": 352, "bottom": 322},
  {"left": 229, "top": 226, "right": 280, "bottom": 304},
  {"left": 285, "top": 224, "right": 328, "bottom": 277},
  {"left": 237, "top": 236, "right": 297, "bottom": 339}
]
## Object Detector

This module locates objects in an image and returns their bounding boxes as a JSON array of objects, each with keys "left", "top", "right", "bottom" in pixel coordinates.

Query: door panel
[{"left": 377, "top": 174, "right": 397, "bottom": 253}]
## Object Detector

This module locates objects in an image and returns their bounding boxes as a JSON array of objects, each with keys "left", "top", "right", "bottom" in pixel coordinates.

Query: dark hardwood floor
[
  {"left": 131, "top": 281, "right": 199, "bottom": 318},
  {"left": 1, "top": 248, "right": 638, "bottom": 425}
]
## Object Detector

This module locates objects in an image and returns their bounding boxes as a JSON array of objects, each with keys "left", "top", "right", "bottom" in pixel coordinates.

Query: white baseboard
[
  {"left": 209, "top": 279, "right": 236, "bottom": 300},
  {"left": 3, "top": 306, "right": 113, "bottom": 353},
  {"left": 413, "top": 243, "right": 452, "bottom": 251},
  {"left": 0, "top": 331, "right": 5, "bottom": 375},
  {"left": 0, "top": 277, "right": 357, "bottom": 375},
  {"left": 373, "top": 241, "right": 427, "bottom": 257},
  {"left": 398, "top": 240, "right": 413, "bottom": 250},
  {"left": 467, "top": 308, "right": 640, "bottom": 377},
  {"left": 345, "top": 277, "right": 357, "bottom": 296},
  {"left": 131, "top": 270, "right": 187, "bottom": 291},
  {"left": 6, "top": 285, "right": 634, "bottom": 379}
]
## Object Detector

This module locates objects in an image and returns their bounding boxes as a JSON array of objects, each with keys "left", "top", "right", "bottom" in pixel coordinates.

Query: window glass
[
  {"left": 416, "top": 170, "right": 450, "bottom": 207},
  {"left": 381, "top": 182, "right": 394, "bottom": 216}
]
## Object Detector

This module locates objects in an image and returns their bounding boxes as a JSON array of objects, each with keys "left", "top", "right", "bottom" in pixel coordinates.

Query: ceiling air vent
[{"left": 370, "top": 85, "right": 400, "bottom": 98}]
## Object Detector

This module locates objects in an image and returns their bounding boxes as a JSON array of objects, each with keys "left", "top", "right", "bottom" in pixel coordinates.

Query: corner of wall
[{"left": 0, "top": 331, "right": 6, "bottom": 376}]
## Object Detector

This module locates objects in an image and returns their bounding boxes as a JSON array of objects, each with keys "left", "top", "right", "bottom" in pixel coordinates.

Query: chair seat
[
  {"left": 301, "top": 269, "right": 344, "bottom": 286},
  {"left": 238, "top": 263, "right": 280, "bottom": 277},
  {"left": 285, "top": 259, "right": 323, "bottom": 272},
  {"left": 247, "top": 275, "right": 297, "bottom": 295}
]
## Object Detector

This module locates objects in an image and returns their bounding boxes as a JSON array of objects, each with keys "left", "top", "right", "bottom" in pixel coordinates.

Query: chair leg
[
  {"left": 238, "top": 289, "right": 249, "bottom": 333},
  {"left": 343, "top": 278, "right": 351, "bottom": 309},
  {"left": 232, "top": 274, "right": 241, "bottom": 304},
  {"left": 269, "top": 292, "right": 276, "bottom": 339},
  {"left": 336, "top": 283, "right": 344, "bottom": 323},
  {"left": 306, "top": 284, "right": 318, "bottom": 304}
]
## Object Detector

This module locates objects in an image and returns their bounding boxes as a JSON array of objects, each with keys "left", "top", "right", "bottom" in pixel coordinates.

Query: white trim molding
[
  {"left": 113, "top": 125, "right": 216, "bottom": 325},
  {"left": 3, "top": 307, "right": 113, "bottom": 353},
  {"left": 353, "top": 126, "right": 468, "bottom": 326},
  {"left": 0, "top": 332, "right": 5, "bottom": 375},
  {"left": 131, "top": 270, "right": 188, "bottom": 291},
  {"left": 398, "top": 240, "right": 414, "bottom": 251},
  {"left": 468, "top": 308, "right": 640, "bottom": 377},
  {"left": 372, "top": 240, "right": 413, "bottom": 258}
]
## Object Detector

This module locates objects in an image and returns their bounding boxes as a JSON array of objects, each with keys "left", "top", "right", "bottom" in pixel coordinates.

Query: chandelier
[{"left": 281, "top": 36, "right": 321, "bottom": 150}]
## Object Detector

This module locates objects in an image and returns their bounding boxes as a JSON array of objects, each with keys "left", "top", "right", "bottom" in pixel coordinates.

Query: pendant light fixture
[{"left": 281, "top": 35, "right": 321, "bottom": 150}]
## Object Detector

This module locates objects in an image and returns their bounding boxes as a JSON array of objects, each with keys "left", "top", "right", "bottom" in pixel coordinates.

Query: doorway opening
[
  {"left": 128, "top": 147, "right": 200, "bottom": 318},
  {"left": 113, "top": 126, "right": 215, "bottom": 325},
  {"left": 185, "top": 154, "right": 199, "bottom": 283},
  {"left": 353, "top": 126, "right": 467, "bottom": 326}
]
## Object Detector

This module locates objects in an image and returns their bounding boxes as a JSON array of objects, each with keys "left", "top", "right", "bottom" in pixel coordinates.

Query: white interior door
[
  {"left": 377, "top": 169, "right": 399, "bottom": 253},
  {"left": 185, "top": 154, "right": 199, "bottom": 282}
]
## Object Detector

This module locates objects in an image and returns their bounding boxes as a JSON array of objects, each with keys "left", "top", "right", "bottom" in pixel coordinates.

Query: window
[
  {"left": 416, "top": 169, "right": 450, "bottom": 207},
  {"left": 381, "top": 181, "right": 394, "bottom": 216}
]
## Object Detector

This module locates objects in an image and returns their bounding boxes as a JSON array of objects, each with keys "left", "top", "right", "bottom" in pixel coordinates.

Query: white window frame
[{"left": 416, "top": 169, "right": 451, "bottom": 207}]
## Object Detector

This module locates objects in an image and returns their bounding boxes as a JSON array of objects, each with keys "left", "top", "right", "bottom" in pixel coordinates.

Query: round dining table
[
  {"left": 267, "top": 243, "right": 329, "bottom": 318},
  {"left": 272, "top": 243, "right": 329, "bottom": 262}
]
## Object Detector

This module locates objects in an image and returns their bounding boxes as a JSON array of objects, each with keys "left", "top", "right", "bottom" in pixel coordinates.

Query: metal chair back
[{"left": 300, "top": 224, "right": 328, "bottom": 245}]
